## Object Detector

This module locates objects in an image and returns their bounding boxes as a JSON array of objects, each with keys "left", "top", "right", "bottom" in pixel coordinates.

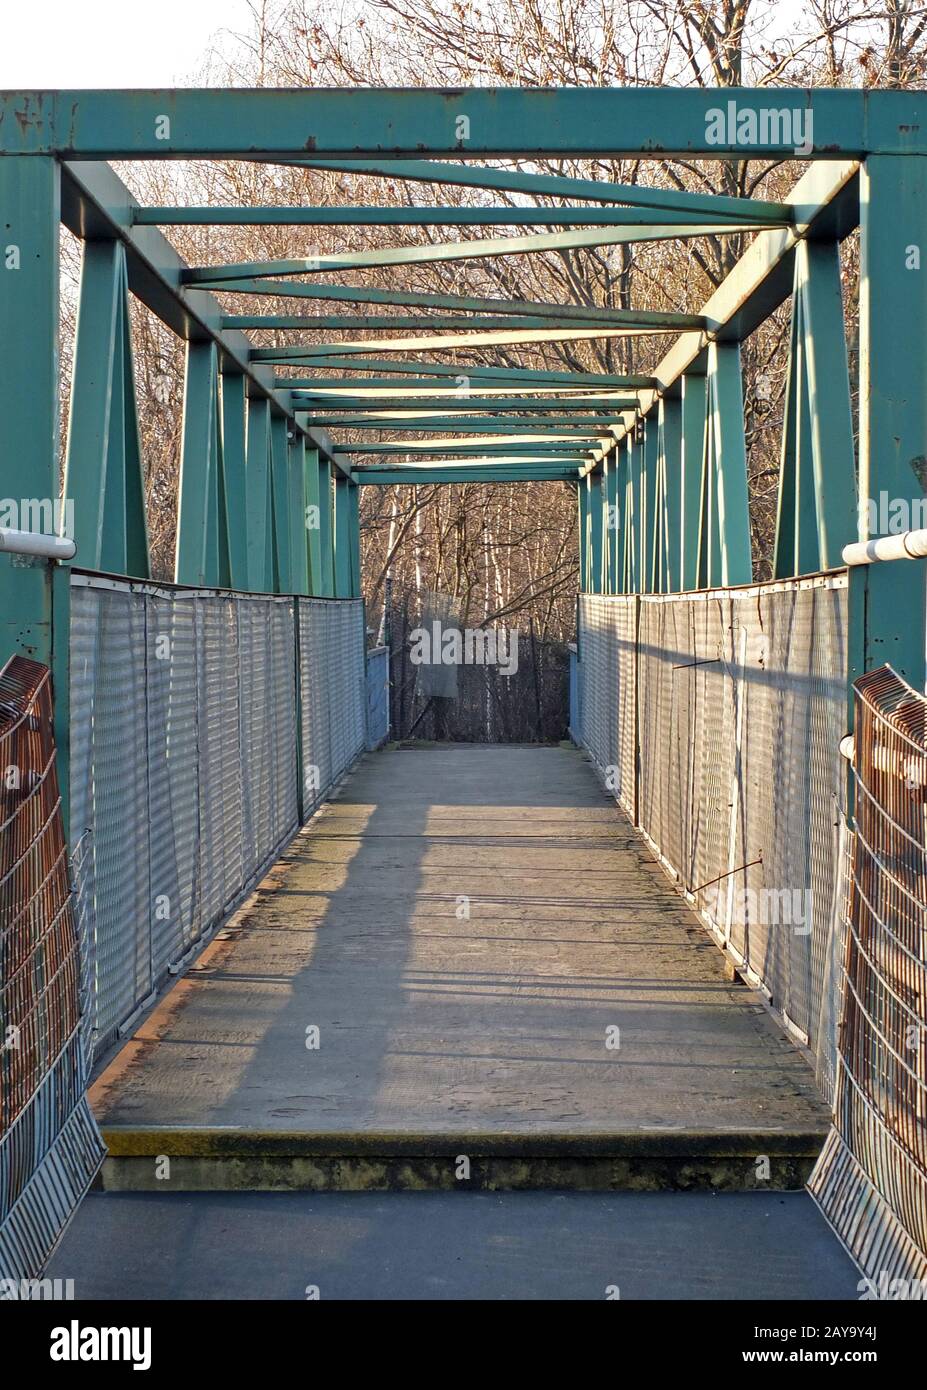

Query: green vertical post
[
  {"left": 577, "top": 481, "right": 589, "bottom": 592},
  {"left": 333, "top": 472, "right": 353, "bottom": 597},
  {"left": 626, "top": 435, "right": 640, "bottom": 593},
  {"left": 304, "top": 445, "right": 323, "bottom": 594},
  {"left": 245, "top": 396, "right": 272, "bottom": 590},
  {"left": 640, "top": 416, "right": 659, "bottom": 594},
  {"left": 270, "top": 413, "right": 292, "bottom": 592},
  {"left": 348, "top": 481, "right": 362, "bottom": 597},
  {"left": 0, "top": 157, "right": 59, "bottom": 663},
  {"left": 613, "top": 443, "right": 627, "bottom": 594},
  {"left": 221, "top": 369, "right": 248, "bottom": 588},
  {"left": 857, "top": 155, "right": 927, "bottom": 689},
  {"left": 658, "top": 395, "right": 683, "bottom": 593},
  {"left": 705, "top": 342, "right": 751, "bottom": 586},
  {"left": 64, "top": 239, "right": 149, "bottom": 577},
  {"left": 680, "top": 373, "right": 707, "bottom": 591},
  {"left": 317, "top": 457, "right": 335, "bottom": 596},
  {"left": 800, "top": 239, "right": 856, "bottom": 570},
  {"left": 288, "top": 433, "right": 309, "bottom": 594},
  {"left": 604, "top": 454, "right": 619, "bottom": 594},
  {"left": 588, "top": 471, "right": 604, "bottom": 594},
  {"left": 177, "top": 340, "right": 230, "bottom": 586}
]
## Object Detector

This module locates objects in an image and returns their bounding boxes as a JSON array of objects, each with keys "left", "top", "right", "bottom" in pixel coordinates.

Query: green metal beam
[
  {"left": 269, "top": 414, "right": 292, "bottom": 592},
  {"left": 280, "top": 360, "right": 649, "bottom": 386},
  {"left": 700, "top": 342, "right": 751, "bottom": 586},
  {"left": 64, "top": 237, "right": 150, "bottom": 578},
  {"left": 288, "top": 432, "right": 310, "bottom": 594},
  {"left": 8, "top": 89, "right": 918, "bottom": 160},
  {"left": 333, "top": 474, "right": 353, "bottom": 597},
  {"left": 296, "top": 158, "right": 793, "bottom": 224},
  {"left": 244, "top": 397, "right": 273, "bottom": 591},
  {"left": 58, "top": 161, "right": 348, "bottom": 477},
  {"left": 856, "top": 154, "right": 927, "bottom": 689},
  {"left": 176, "top": 341, "right": 230, "bottom": 586},
  {"left": 252, "top": 326, "right": 652, "bottom": 360},
  {"left": 656, "top": 395, "right": 683, "bottom": 593},
  {"left": 679, "top": 375, "right": 706, "bottom": 592},
  {"left": 355, "top": 466, "right": 578, "bottom": 484},
  {"left": 224, "top": 313, "right": 692, "bottom": 333},
  {"left": 295, "top": 396, "right": 636, "bottom": 413},
  {"left": 188, "top": 276, "right": 700, "bottom": 326},
  {"left": 185, "top": 222, "right": 756, "bottom": 284},
  {"left": 221, "top": 370, "right": 248, "bottom": 588},
  {"left": 0, "top": 156, "right": 59, "bottom": 668},
  {"left": 335, "top": 439, "right": 601, "bottom": 454},
  {"left": 138, "top": 204, "right": 777, "bottom": 228},
  {"left": 306, "top": 416, "right": 615, "bottom": 432},
  {"left": 317, "top": 458, "right": 335, "bottom": 596}
]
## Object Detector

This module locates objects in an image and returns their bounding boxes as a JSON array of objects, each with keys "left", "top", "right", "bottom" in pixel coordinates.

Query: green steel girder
[
  {"left": 773, "top": 240, "right": 855, "bottom": 579},
  {"left": 254, "top": 325, "right": 651, "bottom": 360},
  {"left": 220, "top": 370, "right": 248, "bottom": 588},
  {"left": 296, "top": 159, "right": 792, "bottom": 224},
  {"left": 176, "top": 340, "right": 231, "bottom": 587},
  {"left": 191, "top": 278, "right": 702, "bottom": 325},
  {"left": 698, "top": 343, "right": 752, "bottom": 587},
  {"left": 281, "top": 360, "right": 648, "bottom": 386},
  {"left": 184, "top": 223, "right": 757, "bottom": 284},
  {"left": 0, "top": 156, "right": 59, "bottom": 666},
  {"left": 357, "top": 466, "right": 578, "bottom": 484},
  {"left": 244, "top": 397, "right": 274, "bottom": 591},
  {"left": 137, "top": 205, "right": 785, "bottom": 228},
  {"left": 655, "top": 395, "right": 682, "bottom": 593},
  {"left": 4, "top": 88, "right": 923, "bottom": 158},
  {"left": 679, "top": 375, "right": 707, "bottom": 592},
  {"left": 57, "top": 161, "right": 350, "bottom": 479},
  {"left": 223, "top": 313, "right": 692, "bottom": 333},
  {"left": 299, "top": 415, "right": 618, "bottom": 431},
  {"left": 334, "top": 439, "right": 600, "bottom": 454},
  {"left": 294, "top": 396, "right": 637, "bottom": 413},
  {"left": 317, "top": 458, "right": 335, "bottom": 595},
  {"left": 604, "top": 454, "right": 619, "bottom": 595},
  {"left": 64, "top": 237, "right": 150, "bottom": 578},
  {"left": 854, "top": 155, "right": 927, "bottom": 691}
]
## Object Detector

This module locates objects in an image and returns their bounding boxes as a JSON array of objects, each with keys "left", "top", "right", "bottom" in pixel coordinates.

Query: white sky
[{"left": 0, "top": 0, "right": 257, "bottom": 87}]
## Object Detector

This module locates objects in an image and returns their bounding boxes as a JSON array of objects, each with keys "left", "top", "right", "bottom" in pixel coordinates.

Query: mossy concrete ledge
[{"left": 97, "top": 1126, "right": 825, "bottom": 1192}]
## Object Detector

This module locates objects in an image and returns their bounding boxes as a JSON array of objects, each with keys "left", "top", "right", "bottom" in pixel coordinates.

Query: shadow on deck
[{"left": 90, "top": 746, "right": 829, "bottom": 1190}]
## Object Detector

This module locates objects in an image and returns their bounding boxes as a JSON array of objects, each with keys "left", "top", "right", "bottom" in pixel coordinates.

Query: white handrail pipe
[
  {"left": 0, "top": 527, "right": 76, "bottom": 561},
  {"left": 842, "top": 527, "right": 927, "bottom": 567}
]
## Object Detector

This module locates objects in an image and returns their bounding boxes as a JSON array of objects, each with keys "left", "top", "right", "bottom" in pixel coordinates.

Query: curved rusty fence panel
[
  {"left": 809, "top": 665, "right": 927, "bottom": 1287},
  {"left": 0, "top": 656, "right": 105, "bottom": 1284}
]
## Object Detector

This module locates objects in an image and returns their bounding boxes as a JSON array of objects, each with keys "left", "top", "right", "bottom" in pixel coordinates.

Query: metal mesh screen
[
  {"left": 577, "top": 595, "right": 637, "bottom": 816},
  {"left": 576, "top": 575, "right": 848, "bottom": 1088},
  {"left": 809, "top": 665, "right": 927, "bottom": 1286},
  {"left": 365, "top": 646, "right": 390, "bottom": 749},
  {"left": 297, "top": 598, "right": 366, "bottom": 816},
  {"left": 69, "top": 576, "right": 302, "bottom": 1061},
  {"left": 0, "top": 656, "right": 105, "bottom": 1282}
]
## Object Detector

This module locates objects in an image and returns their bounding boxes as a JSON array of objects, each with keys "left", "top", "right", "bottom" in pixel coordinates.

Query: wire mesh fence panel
[
  {"left": 146, "top": 592, "right": 199, "bottom": 981},
  {"left": 298, "top": 600, "right": 332, "bottom": 812},
  {"left": 0, "top": 656, "right": 105, "bottom": 1282},
  {"left": 68, "top": 577, "right": 307, "bottom": 1065},
  {"left": 809, "top": 664, "right": 927, "bottom": 1286},
  {"left": 266, "top": 599, "right": 299, "bottom": 854},
  {"left": 366, "top": 646, "right": 390, "bottom": 749},
  {"left": 576, "top": 574, "right": 848, "bottom": 1083},
  {"left": 69, "top": 581, "right": 152, "bottom": 1051}
]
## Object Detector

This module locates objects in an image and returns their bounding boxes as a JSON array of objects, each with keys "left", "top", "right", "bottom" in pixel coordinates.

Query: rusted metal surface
[
  {"left": 0, "top": 655, "right": 104, "bottom": 1280},
  {"left": 809, "top": 664, "right": 927, "bottom": 1285}
]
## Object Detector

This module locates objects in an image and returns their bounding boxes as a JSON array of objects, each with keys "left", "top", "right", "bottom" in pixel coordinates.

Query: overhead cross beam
[
  {"left": 1, "top": 88, "right": 917, "bottom": 158},
  {"left": 183, "top": 223, "right": 759, "bottom": 284}
]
